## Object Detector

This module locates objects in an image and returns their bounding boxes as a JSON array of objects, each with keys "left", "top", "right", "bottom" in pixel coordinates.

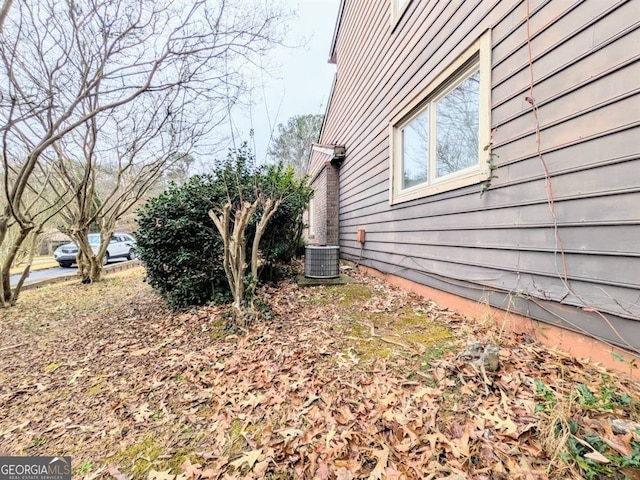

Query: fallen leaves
[
  {"left": 108, "top": 465, "right": 130, "bottom": 480},
  {"left": 478, "top": 408, "right": 519, "bottom": 437},
  {"left": 367, "top": 444, "right": 389, "bottom": 480},
  {"left": 1, "top": 267, "right": 639, "bottom": 480},
  {"left": 228, "top": 449, "right": 261, "bottom": 469}
]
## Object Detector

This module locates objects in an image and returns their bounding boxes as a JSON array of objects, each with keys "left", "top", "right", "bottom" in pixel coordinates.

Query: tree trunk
[
  {"left": 89, "top": 257, "right": 103, "bottom": 283},
  {"left": 73, "top": 228, "right": 92, "bottom": 283},
  {"left": 248, "top": 197, "right": 282, "bottom": 303},
  {"left": 10, "top": 229, "right": 41, "bottom": 305},
  {"left": 0, "top": 225, "right": 33, "bottom": 306},
  {"left": 209, "top": 200, "right": 258, "bottom": 327},
  {"left": 73, "top": 229, "right": 106, "bottom": 284}
]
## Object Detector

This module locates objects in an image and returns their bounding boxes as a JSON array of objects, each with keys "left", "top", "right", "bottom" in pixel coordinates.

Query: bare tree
[
  {"left": 0, "top": 0, "right": 12, "bottom": 32},
  {"left": 208, "top": 168, "right": 287, "bottom": 326},
  {"left": 0, "top": 0, "right": 286, "bottom": 305},
  {"left": 268, "top": 114, "right": 323, "bottom": 177},
  {"left": 55, "top": 88, "right": 213, "bottom": 283},
  {"left": 164, "top": 152, "right": 196, "bottom": 186},
  {"left": 209, "top": 193, "right": 282, "bottom": 326},
  {"left": 0, "top": 152, "right": 73, "bottom": 304}
]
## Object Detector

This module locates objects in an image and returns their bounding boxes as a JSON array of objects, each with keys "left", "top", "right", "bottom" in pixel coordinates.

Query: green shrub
[
  {"left": 135, "top": 175, "right": 229, "bottom": 309},
  {"left": 135, "top": 146, "right": 312, "bottom": 310},
  {"left": 254, "top": 160, "right": 313, "bottom": 279}
]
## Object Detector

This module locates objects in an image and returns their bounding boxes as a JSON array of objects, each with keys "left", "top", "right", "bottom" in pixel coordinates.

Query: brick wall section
[
  {"left": 306, "top": 162, "right": 340, "bottom": 246},
  {"left": 325, "top": 163, "right": 339, "bottom": 245},
  {"left": 309, "top": 169, "right": 327, "bottom": 244}
]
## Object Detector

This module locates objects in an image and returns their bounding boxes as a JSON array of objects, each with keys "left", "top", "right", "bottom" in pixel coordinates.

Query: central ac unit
[{"left": 305, "top": 245, "right": 340, "bottom": 279}]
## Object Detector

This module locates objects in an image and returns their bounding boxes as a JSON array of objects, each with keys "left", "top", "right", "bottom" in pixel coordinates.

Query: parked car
[{"left": 54, "top": 233, "right": 137, "bottom": 268}]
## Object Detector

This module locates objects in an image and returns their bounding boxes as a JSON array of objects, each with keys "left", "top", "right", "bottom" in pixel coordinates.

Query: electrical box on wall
[{"left": 357, "top": 228, "right": 366, "bottom": 244}]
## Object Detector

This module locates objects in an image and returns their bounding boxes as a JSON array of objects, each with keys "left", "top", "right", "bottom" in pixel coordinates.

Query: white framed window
[
  {"left": 391, "top": 0, "right": 411, "bottom": 24},
  {"left": 389, "top": 30, "right": 492, "bottom": 205}
]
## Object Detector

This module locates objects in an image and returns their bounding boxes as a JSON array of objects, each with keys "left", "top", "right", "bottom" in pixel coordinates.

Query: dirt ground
[{"left": 0, "top": 267, "right": 639, "bottom": 479}]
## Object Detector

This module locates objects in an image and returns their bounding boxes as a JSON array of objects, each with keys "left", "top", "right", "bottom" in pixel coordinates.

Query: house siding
[{"left": 320, "top": 0, "right": 640, "bottom": 351}]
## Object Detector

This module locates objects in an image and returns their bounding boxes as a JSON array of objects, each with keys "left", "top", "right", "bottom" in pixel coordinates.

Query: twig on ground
[{"left": 0, "top": 343, "right": 26, "bottom": 352}]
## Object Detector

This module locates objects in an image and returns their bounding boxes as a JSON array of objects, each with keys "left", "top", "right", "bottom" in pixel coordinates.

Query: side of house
[{"left": 309, "top": 0, "right": 640, "bottom": 354}]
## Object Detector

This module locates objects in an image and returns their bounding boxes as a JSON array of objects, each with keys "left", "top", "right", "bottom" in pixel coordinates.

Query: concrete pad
[{"left": 296, "top": 273, "right": 359, "bottom": 287}]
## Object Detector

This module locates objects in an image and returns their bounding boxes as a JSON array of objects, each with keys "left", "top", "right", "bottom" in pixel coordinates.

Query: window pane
[
  {"left": 402, "top": 108, "right": 429, "bottom": 189},
  {"left": 435, "top": 71, "right": 480, "bottom": 178}
]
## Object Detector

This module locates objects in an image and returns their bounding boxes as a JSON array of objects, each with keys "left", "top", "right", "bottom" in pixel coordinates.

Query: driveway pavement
[{"left": 9, "top": 258, "right": 131, "bottom": 287}]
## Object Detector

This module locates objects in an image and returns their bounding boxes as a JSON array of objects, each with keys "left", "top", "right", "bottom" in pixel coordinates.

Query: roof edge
[
  {"left": 328, "top": 0, "right": 345, "bottom": 64},
  {"left": 312, "top": 143, "right": 345, "bottom": 156}
]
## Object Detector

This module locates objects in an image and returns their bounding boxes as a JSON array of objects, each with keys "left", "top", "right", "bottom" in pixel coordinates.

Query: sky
[{"left": 228, "top": 0, "right": 340, "bottom": 164}]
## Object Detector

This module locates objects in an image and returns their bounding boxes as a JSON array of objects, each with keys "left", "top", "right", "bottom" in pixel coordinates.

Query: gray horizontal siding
[
  {"left": 353, "top": 225, "right": 640, "bottom": 257},
  {"left": 340, "top": 247, "right": 640, "bottom": 321},
  {"left": 492, "top": 1, "right": 638, "bottom": 104},
  {"left": 319, "top": 0, "right": 640, "bottom": 350},
  {"left": 340, "top": 254, "right": 640, "bottom": 350},
  {"left": 340, "top": 191, "right": 640, "bottom": 231},
  {"left": 352, "top": 242, "right": 640, "bottom": 290}
]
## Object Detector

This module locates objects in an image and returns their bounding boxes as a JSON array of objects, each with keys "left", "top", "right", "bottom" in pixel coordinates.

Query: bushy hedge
[{"left": 135, "top": 147, "right": 312, "bottom": 310}]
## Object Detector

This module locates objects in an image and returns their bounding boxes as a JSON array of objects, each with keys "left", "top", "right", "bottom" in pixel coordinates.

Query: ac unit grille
[{"left": 305, "top": 245, "right": 340, "bottom": 279}]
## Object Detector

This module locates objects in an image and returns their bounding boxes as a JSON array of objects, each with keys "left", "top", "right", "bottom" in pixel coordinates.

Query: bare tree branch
[{"left": 0, "top": 0, "right": 287, "bottom": 304}]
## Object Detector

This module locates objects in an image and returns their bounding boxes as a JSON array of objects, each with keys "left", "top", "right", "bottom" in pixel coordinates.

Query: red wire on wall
[{"left": 524, "top": 0, "right": 638, "bottom": 356}]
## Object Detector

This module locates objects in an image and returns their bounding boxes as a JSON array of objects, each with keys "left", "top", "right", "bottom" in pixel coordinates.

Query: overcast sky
[{"left": 228, "top": 0, "right": 340, "bottom": 163}]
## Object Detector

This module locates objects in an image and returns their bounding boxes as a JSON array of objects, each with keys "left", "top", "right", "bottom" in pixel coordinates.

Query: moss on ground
[
  {"left": 332, "top": 284, "right": 373, "bottom": 304},
  {"left": 304, "top": 279, "right": 456, "bottom": 363},
  {"left": 110, "top": 436, "right": 163, "bottom": 477},
  {"left": 307, "top": 283, "right": 373, "bottom": 306},
  {"left": 107, "top": 435, "right": 196, "bottom": 477},
  {"left": 225, "top": 419, "right": 246, "bottom": 457},
  {"left": 340, "top": 306, "right": 455, "bottom": 361},
  {"left": 208, "top": 318, "right": 228, "bottom": 340},
  {"left": 85, "top": 380, "right": 105, "bottom": 396},
  {"left": 43, "top": 362, "right": 61, "bottom": 373}
]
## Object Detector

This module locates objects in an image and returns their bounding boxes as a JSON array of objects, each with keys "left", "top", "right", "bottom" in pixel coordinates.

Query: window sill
[{"left": 390, "top": 167, "right": 486, "bottom": 205}]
